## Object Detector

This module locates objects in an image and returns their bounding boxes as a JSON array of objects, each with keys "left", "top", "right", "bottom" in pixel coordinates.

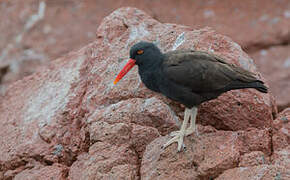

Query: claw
[
  {"left": 163, "top": 131, "right": 186, "bottom": 152},
  {"left": 182, "top": 143, "right": 187, "bottom": 151}
]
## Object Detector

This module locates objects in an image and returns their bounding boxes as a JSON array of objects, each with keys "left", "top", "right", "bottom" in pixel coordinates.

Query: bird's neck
[
  {"left": 138, "top": 54, "right": 164, "bottom": 74},
  {"left": 137, "top": 54, "right": 164, "bottom": 93}
]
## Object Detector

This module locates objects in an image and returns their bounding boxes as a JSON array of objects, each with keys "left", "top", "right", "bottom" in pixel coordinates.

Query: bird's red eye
[{"left": 137, "top": 50, "right": 144, "bottom": 55}]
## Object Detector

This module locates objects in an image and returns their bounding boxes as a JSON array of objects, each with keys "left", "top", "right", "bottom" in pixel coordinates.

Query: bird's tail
[
  {"left": 247, "top": 81, "right": 268, "bottom": 93},
  {"left": 225, "top": 80, "right": 268, "bottom": 93}
]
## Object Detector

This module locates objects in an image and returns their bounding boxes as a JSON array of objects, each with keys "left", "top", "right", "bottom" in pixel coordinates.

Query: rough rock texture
[
  {"left": 239, "top": 151, "right": 270, "bottom": 167},
  {"left": 272, "top": 108, "right": 290, "bottom": 170},
  {"left": 13, "top": 163, "right": 68, "bottom": 180},
  {"left": 141, "top": 128, "right": 271, "bottom": 179},
  {"left": 0, "top": 7, "right": 287, "bottom": 180},
  {"left": 0, "top": 49, "right": 89, "bottom": 179},
  {"left": 68, "top": 142, "right": 139, "bottom": 180},
  {"left": 213, "top": 108, "right": 290, "bottom": 179},
  {"left": 1, "top": 0, "right": 290, "bottom": 101},
  {"left": 250, "top": 46, "right": 290, "bottom": 111},
  {"left": 216, "top": 165, "right": 290, "bottom": 180}
]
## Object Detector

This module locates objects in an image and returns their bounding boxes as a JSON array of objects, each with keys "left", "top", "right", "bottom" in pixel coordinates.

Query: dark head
[
  {"left": 129, "top": 41, "right": 163, "bottom": 66},
  {"left": 114, "top": 41, "right": 163, "bottom": 84}
]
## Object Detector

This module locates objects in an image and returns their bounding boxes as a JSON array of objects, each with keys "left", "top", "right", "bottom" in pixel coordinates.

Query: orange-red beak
[{"left": 113, "top": 58, "right": 136, "bottom": 85}]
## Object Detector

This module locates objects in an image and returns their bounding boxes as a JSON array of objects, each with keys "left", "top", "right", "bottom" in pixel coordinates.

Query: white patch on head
[{"left": 24, "top": 55, "right": 85, "bottom": 128}]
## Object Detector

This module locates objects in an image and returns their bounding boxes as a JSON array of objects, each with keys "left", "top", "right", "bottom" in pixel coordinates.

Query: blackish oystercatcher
[{"left": 114, "top": 41, "right": 268, "bottom": 152}]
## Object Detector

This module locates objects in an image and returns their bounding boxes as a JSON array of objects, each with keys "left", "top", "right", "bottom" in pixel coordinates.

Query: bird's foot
[
  {"left": 170, "top": 127, "right": 199, "bottom": 137},
  {"left": 162, "top": 131, "right": 186, "bottom": 152}
]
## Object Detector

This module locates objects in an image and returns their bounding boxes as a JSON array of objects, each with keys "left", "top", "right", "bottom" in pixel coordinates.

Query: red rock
[
  {"left": 0, "top": 0, "right": 98, "bottom": 92},
  {"left": 272, "top": 108, "right": 290, "bottom": 150},
  {"left": 130, "top": 125, "right": 161, "bottom": 158},
  {"left": 250, "top": 46, "right": 290, "bottom": 111},
  {"left": 134, "top": 0, "right": 290, "bottom": 51},
  {"left": 0, "top": 49, "right": 90, "bottom": 178},
  {"left": 272, "top": 108, "right": 290, "bottom": 170},
  {"left": 68, "top": 142, "right": 139, "bottom": 180},
  {"left": 216, "top": 165, "right": 290, "bottom": 180},
  {"left": 239, "top": 151, "right": 270, "bottom": 167},
  {"left": 87, "top": 97, "right": 179, "bottom": 136},
  {"left": 236, "top": 128, "right": 272, "bottom": 156},
  {"left": 141, "top": 127, "right": 271, "bottom": 179},
  {"left": 13, "top": 163, "right": 68, "bottom": 180},
  {"left": 88, "top": 99, "right": 163, "bottom": 157}
]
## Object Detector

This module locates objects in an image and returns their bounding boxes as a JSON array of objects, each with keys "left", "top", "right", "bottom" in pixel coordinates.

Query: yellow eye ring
[{"left": 137, "top": 50, "right": 144, "bottom": 55}]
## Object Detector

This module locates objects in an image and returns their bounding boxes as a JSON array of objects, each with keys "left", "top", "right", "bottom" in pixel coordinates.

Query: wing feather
[{"left": 162, "top": 50, "right": 258, "bottom": 93}]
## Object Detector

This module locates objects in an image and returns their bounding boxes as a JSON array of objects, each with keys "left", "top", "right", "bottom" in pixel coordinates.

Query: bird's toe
[
  {"left": 162, "top": 132, "right": 186, "bottom": 152},
  {"left": 170, "top": 130, "right": 179, "bottom": 137}
]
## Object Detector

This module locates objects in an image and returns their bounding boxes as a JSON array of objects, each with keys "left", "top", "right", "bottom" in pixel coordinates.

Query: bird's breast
[{"left": 138, "top": 69, "right": 161, "bottom": 93}]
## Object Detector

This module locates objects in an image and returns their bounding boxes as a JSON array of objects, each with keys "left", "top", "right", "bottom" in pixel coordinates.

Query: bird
[{"left": 113, "top": 41, "right": 268, "bottom": 152}]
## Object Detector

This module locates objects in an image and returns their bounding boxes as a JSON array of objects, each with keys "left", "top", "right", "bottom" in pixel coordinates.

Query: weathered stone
[
  {"left": 13, "top": 163, "right": 68, "bottom": 180},
  {"left": 239, "top": 151, "right": 270, "bottom": 167},
  {"left": 272, "top": 108, "right": 290, "bottom": 151},
  {"left": 0, "top": 48, "right": 90, "bottom": 178},
  {"left": 216, "top": 165, "right": 290, "bottom": 180},
  {"left": 272, "top": 108, "right": 290, "bottom": 170},
  {"left": 250, "top": 46, "right": 290, "bottom": 111},
  {"left": 68, "top": 142, "right": 139, "bottom": 180},
  {"left": 141, "top": 127, "right": 271, "bottom": 179}
]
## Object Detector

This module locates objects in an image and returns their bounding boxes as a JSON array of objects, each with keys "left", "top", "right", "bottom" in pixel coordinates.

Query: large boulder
[
  {"left": 85, "top": 7, "right": 276, "bottom": 131},
  {"left": 0, "top": 7, "right": 283, "bottom": 179}
]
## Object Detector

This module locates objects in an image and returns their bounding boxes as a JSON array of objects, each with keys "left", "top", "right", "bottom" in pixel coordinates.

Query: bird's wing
[{"left": 162, "top": 50, "right": 258, "bottom": 92}]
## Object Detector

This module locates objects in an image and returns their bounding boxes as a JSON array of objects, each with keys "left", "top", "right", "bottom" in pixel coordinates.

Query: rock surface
[
  {"left": 272, "top": 108, "right": 290, "bottom": 170},
  {"left": 216, "top": 165, "right": 290, "bottom": 180},
  {"left": 141, "top": 128, "right": 271, "bottom": 179},
  {"left": 1, "top": 0, "right": 289, "bottom": 103},
  {"left": 13, "top": 163, "right": 68, "bottom": 180},
  {"left": 250, "top": 46, "right": 290, "bottom": 111},
  {"left": 68, "top": 142, "right": 139, "bottom": 180},
  {"left": 0, "top": 7, "right": 287, "bottom": 180}
]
